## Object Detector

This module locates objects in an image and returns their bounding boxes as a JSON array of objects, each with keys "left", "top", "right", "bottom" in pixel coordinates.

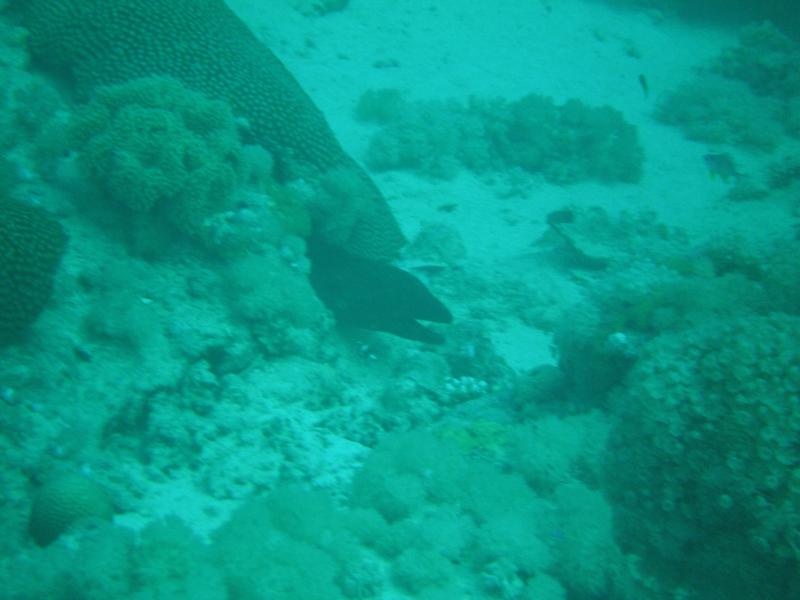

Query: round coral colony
[{"left": 29, "top": 472, "right": 114, "bottom": 547}]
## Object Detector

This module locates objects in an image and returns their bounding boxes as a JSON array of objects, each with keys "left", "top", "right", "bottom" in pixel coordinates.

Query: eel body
[{"left": 19, "top": 0, "right": 453, "bottom": 342}]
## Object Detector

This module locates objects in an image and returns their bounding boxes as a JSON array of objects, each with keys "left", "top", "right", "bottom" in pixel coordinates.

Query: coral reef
[
  {"left": 357, "top": 89, "right": 644, "bottom": 184},
  {"left": 212, "top": 488, "right": 347, "bottom": 600},
  {"left": 3, "top": 519, "right": 226, "bottom": 599},
  {"left": 0, "top": 425, "right": 631, "bottom": 599},
  {"left": 17, "top": 0, "right": 456, "bottom": 347},
  {"left": 603, "top": 0, "right": 800, "bottom": 36},
  {"left": 223, "top": 247, "right": 332, "bottom": 356},
  {"left": 713, "top": 21, "right": 800, "bottom": 98},
  {"left": 6, "top": 2, "right": 796, "bottom": 599},
  {"left": 546, "top": 205, "right": 800, "bottom": 410}
]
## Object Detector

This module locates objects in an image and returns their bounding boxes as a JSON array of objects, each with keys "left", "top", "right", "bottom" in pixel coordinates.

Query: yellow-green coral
[{"left": 264, "top": 181, "right": 312, "bottom": 238}]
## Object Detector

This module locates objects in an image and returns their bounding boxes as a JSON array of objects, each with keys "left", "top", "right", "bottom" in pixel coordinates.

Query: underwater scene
[{"left": 1, "top": 0, "right": 799, "bottom": 598}]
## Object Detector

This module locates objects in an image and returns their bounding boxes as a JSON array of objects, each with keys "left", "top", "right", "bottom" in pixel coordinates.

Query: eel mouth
[{"left": 307, "top": 235, "right": 452, "bottom": 344}]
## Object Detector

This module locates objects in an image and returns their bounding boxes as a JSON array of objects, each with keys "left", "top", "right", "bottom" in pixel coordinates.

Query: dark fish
[{"left": 704, "top": 152, "right": 740, "bottom": 182}]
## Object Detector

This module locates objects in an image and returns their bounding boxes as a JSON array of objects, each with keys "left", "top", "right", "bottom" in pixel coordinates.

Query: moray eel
[
  {"left": 17, "top": 0, "right": 453, "bottom": 342},
  {"left": 308, "top": 235, "right": 453, "bottom": 344},
  {"left": 18, "top": 0, "right": 404, "bottom": 261}
]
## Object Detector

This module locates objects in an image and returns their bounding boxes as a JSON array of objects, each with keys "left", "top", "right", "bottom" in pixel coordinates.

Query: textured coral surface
[{"left": 0, "top": 199, "right": 66, "bottom": 341}]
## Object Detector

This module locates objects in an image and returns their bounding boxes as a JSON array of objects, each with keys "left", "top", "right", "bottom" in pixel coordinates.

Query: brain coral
[
  {"left": 0, "top": 199, "right": 66, "bottom": 342},
  {"left": 29, "top": 472, "right": 114, "bottom": 546},
  {"left": 20, "top": 0, "right": 405, "bottom": 261},
  {"left": 605, "top": 313, "right": 800, "bottom": 598},
  {"left": 71, "top": 76, "right": 242, "bottom": 237}
]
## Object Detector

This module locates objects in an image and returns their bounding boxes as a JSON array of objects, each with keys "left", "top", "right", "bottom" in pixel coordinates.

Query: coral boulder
[{"left": 29, "top": 473, "right": 114, "bottom": 547}]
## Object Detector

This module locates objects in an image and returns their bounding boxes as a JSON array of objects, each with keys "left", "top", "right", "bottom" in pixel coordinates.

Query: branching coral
[
  {"left": 714, "top": 21, "right": 800, "bottom": 98},
  {"left": 655, "top": 75, "right": 783, "bottom": 149},
  {"left": 357, "top": 89, "right": 644, "bottom": 184},
  {"left": 657, "top": 21, "right": 800, "bottom": 148}
]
